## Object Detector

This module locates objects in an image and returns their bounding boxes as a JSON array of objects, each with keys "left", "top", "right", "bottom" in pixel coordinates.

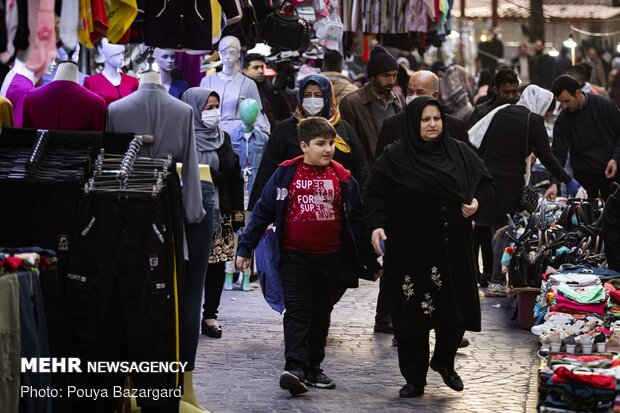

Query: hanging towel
[{"left": 26, "top": 0, "right": 56, "bottom": 78}]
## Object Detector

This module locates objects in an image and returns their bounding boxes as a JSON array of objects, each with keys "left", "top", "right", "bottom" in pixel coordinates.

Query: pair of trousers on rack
[
  {"left": 66, "top": 186, "right": 182, "bottom": 412},
  {"left": 0, "top": 269, "right": 52, "bottom": 413}
]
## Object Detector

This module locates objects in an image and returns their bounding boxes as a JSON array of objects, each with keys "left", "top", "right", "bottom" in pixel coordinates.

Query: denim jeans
[{"left": 182, "top": 181, "right": 216, "bottom": 371}]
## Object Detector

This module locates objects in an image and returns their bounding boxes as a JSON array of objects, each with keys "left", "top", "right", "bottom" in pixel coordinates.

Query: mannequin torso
[
  {"left": 199, "top": 36, "right": 270, "bottom": 135},
  {"left": 83, "top": 39, "right": 138, "bottom": 106}
]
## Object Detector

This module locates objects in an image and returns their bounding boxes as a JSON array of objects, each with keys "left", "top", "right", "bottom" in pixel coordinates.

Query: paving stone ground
[{"left": 193, "top": 280, "right": 540, "bottom": 412}]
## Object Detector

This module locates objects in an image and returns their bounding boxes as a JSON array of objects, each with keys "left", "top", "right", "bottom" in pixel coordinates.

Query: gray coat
[{"left": 107, "top": 82, "right": 205, "bottom": 223}]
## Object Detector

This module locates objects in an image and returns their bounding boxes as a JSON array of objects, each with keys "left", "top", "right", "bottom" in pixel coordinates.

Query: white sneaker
[{"left": 485, "top": 283, "right": 507, "bottom": 297}]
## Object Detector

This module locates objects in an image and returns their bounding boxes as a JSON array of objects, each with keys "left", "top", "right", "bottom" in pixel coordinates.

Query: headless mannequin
[
  {"left": 109, "top": 61, "right": 209, "bottom": 413},
  {"left": 53, "top": 61, "right": 78, "bottom": 82},
  {"left": 43, "top": 46, "right": 88, "bottom": 86},
  {"left": 4, "top": 60, "right": 39, "bottom": 126},
  {"left": 199, "top": 36, "right": 269, "bottom": 135}
]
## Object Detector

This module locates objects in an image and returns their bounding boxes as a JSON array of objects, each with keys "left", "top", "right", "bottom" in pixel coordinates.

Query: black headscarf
[{"left": 378, "top": 96, "right": 486, "bottom": 203}]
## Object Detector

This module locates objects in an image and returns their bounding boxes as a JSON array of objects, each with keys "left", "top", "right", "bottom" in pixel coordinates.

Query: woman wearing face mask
[
  {"left": 249, "top": 74, "right": 369, "bottom": 210},
  {"left": 248, "top": 74, "right": 371, "bottom": 302},
  {"left": 365, "top": 97, "right": 495, "bottom": 398},
  {"left": 182, "top": 87, "right": 244, "bottom": 338}
]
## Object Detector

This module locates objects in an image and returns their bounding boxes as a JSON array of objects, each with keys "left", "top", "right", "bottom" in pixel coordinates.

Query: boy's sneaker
[
  {"left": 279, "top": 370, "right": 308, "bottom": 395},
  {"left": 306, "top": 369, "right": 336, "bottom": 389},
  {"left": 485, "top": 283, "right": 507, "bottom": 297}
]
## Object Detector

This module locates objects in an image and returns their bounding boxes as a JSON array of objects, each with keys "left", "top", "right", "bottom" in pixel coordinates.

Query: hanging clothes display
[
  {"left": 107, "top": 80, "right": 205, "bottom": 224},
  {"left": 66, "top": 139, "right": 185, "bottom": 410},
  {"left": 5, "top": 72, "right": 35, "bottom": 127},
  {"left": 140, "top": 0, "right": 242, "bottom": 50}
]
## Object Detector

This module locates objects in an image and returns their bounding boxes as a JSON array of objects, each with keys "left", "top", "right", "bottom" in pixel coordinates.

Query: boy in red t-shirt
[{"left": 237, "top": 117, "right": 381, "bottom": 395}]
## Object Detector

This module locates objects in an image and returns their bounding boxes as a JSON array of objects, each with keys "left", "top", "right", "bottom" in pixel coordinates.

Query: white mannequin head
[
  {"left": 218, "top": 36, "right": 241, "bottom": 73},
  {"left": 153, "top": 48, "right": 175, "bottom": 73},
  {"left": 98, "top": 38, "right": 125, "bottom": 69}
]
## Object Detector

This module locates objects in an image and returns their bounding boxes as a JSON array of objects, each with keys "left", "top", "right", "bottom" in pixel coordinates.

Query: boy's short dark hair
[
  {"left": 298, "top": 117, "right": 336, "bottom": 145},
  {"left": 552, "top": 75, "right": 581, "bottom": 97},
  {"left": 322, "top": 49, "right": 343, "bottom": 72},
  {"left": 494, "top": 68, "right": 519, "bottom": 87},
  {"left": 243, "top": 53, "right": 265, "bottom": 70}
]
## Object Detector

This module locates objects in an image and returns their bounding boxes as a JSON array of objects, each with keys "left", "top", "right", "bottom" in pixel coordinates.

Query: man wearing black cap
[{"left": 340, "top": 45, "right": 405, "bottom": 166}]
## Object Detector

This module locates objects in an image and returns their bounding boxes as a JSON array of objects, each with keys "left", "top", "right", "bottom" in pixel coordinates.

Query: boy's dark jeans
[{"left": 280, "top": 250, "right": 340, "bottom": 375}]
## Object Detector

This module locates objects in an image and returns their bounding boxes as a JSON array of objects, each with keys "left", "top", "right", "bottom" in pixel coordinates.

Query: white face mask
[
  {"left": 302, "top": 97, "right": 324, "bottom": 116},
  {"left": 405, "top": 95, "right": 418, "bottom": 105},
  {"left": 201, "top": 109, "right": 220, "bottom": 127}
]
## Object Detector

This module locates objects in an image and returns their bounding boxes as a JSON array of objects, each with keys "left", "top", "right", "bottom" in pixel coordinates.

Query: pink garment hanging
[{"left": 26, "top": 0, "right": 56, "bottom": 78}]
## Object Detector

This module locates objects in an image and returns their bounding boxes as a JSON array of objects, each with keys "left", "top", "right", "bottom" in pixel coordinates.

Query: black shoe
[
  {"left": 306, "top": 369, "right": 336, "bottom": 389},
  {"left": 201, "top": 319, "right": 222, "bottom": 338},
  {"left": 374, "top": 321, "right": 394, "bottom": 334},
  {"left": 429, "top": 359, "right": 463, "bottom": 392},
  {"left": 458, "top": 338, "right": 470, "bottom": 348},
  {"left": 279, "top": 370, "right": 308, "bottom": 396},
  {"left": 399, "top": 383, "right": 424, "bottom": 398},
  {"left": 478, "top": 273, "right": 490, "bottom": 288}
]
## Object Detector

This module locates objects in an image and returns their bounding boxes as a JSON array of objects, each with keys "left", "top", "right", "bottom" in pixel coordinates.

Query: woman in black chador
[{"left": 365, "top": 97, "right": 495, "bottom": 398}]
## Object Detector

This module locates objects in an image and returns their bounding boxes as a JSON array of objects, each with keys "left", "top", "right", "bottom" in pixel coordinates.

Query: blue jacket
[
  {"left": 238, "top": 156, "right": 380, "bottom": 285},
  {"left": 230, "top": 125, "right": 270, "bottom": 196}
]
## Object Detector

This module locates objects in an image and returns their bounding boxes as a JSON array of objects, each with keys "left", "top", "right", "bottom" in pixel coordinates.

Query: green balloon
[{"left": 240, "top": 98, "right": 259, "bottom": 128}]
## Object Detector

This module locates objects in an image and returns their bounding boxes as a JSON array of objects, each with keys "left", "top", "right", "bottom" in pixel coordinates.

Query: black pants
[
  {"left": 574, "top": 169, "right": 620, "bottom": 200},
  {"left": 280, "top": 251, "right": 339, "bottom": 374},
  {"left": 473, "top": 225, "right": 493, "bottom": 277},
  {"left": 202, "top": 261, "right": 226, "bottom": 320},
  {"left": 66, "top": 192, "right": 178, "bottom": 411},
  {"left": 375, "top": 275, "right": 392, "bottom": 325},
  {"left": 396, "top": 325, "right": 465, "bottom": 387}
]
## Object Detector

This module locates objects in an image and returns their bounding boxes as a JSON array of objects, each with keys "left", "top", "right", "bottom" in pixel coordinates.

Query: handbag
[
  {"left": 259, "top": 0, "right": 311, "bottom": 51},
  {"left": 520, "top": 112, "right": 539, "bottom": 214}
]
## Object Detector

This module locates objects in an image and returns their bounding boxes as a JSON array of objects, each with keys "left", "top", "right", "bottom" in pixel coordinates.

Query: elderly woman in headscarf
[
  {"left": 365, "top": 97, "right": 495, "bottom": 398},
  {"left": 182, "top": 87, "right": 244, "bottom": 338},
  {"left": 468, "top": 85, "right": 581, "bottom": 297}
]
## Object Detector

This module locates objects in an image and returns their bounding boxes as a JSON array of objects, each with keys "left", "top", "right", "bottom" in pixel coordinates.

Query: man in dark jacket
[
  {"left": 340, "top": 45, "right": 404, "bottom": 166},
  {"left": 468, "top": 68, "right": 520, "bottom": 128},
  {"left": 531, "top": 40, "right": 556, "bottom": 90},
  {"left": 511, "top": 43, "right": 533, "bottom": 86},
  {"left": 375, "top": 70, "right": 470, "bottom": 158},
  {"left": 550, "top": 75, "right": 620, "bottom": 199}
]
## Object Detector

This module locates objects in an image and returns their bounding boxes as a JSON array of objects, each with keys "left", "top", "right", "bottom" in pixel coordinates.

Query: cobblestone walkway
[{"left": 193, "top": 280, "right": 540, "bottom": 412}]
